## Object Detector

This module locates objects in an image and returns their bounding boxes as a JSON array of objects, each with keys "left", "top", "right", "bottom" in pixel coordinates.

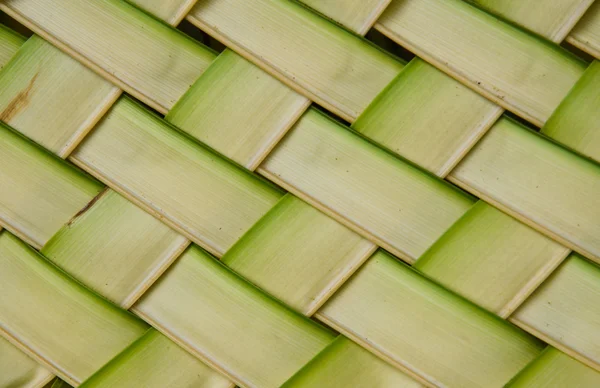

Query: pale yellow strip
[
  {"left": 0, "top": 231, "right": 147, "bottom": 385},
  {"left": 0, "top": 0, "right": 210, "bottom": 159},
  {"left": 187, "top": 0, "right": 403, "bottom": 121},
  {"left": 168, "top": 0, "right": 388, "bottom": 170},
  {"left": 259, "top": 109, "right": 474, "bottom": 263},
  {"left": 299, "top": 0, "right": 391, "bottom": 35},
  {"left": 567, "top": 1, "right": 600, "bottom": 59},
  {"left": 508, "top": 347, "right": 600, "bottom": 387},
  {"left": 511, "top": 254, "right": 600, "bottom": 372},
  {"left": 80, "top": 329, "right": 233, "bottom": 388},
  {"left": 449, "top": 117, "right": 600, "bottom": 263},
  {"left": 167, "top": 49, "right": 309, "bottom": 170},
  {"left": 133, "top": 246, "right": 334, "bottom": 388},
  {"left": 128, "top": 0, "right": 198, "bottom": 25},
  {"left": 542, "top": 60, "right": 600, "bottom": 164},
  {"left": 223, "top": 194, "right": 376, "bottom": 315},
  {"left": 283, "top": 337, "right": 423, "bottom": 388},
  {"left": 71, "top": 97, "right": 281, "bottom": 257},
  {"left": 317, "top": 251, "right": 543, "bottom": 388},
  {"left": 0, "top": 24, "right": 25, "bottom": 67},
  {"left": 0, "top": 123, "right": 103, "bottom": 249},
  {"left": 0, "top": 36, "right": 120, "bottom": 157},
  {"left": 353, "top": 58, "right": 502, "bottom": 177},
  {"left": 376, "top": 0, "right": 586, "bottom": 126},
  {"left": 467, "top": 0, "right": 594, "bottom": 42},
  {"left": 0, "top": 336, "right": 54, "bottom": 388},
  {"left": 415, "top": 201, "right": 570, "bottom": 318},
  {"left": 1, "top": 0, "right": 216, "bottom": 113},
  {"left": 41, "top": 189, "right": 189, "bottom": 309}
]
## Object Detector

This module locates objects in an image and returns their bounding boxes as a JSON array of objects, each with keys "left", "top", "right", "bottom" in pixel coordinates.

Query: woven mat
[{"left": 0, "top": 0, "right": 599, "bottom": 387}]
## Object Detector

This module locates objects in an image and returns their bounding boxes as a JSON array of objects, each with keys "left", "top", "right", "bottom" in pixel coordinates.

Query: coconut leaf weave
[{"left": 0, "top": 0, "right": 599, "bottom": 387}]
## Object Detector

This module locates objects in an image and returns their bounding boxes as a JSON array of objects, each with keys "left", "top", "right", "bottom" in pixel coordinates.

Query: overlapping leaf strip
[{"left": 0, "top": 0, "right": 599, "bottom": 387}]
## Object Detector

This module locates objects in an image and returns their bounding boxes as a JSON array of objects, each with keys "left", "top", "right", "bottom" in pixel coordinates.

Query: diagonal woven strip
[{"left": 0, "top": 0, "right": 599, "bottom": 387}]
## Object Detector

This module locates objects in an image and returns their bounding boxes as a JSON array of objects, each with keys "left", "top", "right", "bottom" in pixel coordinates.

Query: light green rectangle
[
  {"left": 0, "top": 35, "right": 119, "bottom": 157},
  {"left": 299, "top": 0, "right": 390, "bottom": 35},
  {"left": 167, "top": 49, "right": 308, "bottom": 170},
  {"left": 223, "top": 194, "right": 375, "bottom": 315},
  {"left": 353, "top": 58, "right": 501, "bottom": 177},
  {"left": 450, "top": 117, "right": 600, "bottom": 263},
  {"left": 507, "top": 347, "right": 600, "bottom": 388},
  {"left": 81, "top": 329, "right": 232, "bottom": 388},
  {"left": 71, "top": 97, "right": 282, "bottom": 257},
  {"left": 42, "top": 189, "right": 189, "bottom": 308},
  {"left": 542, "top": 60, "right": 600, "bottom": 163},
  {"left": 128, "top": 0, "right": 197, "bottom": 25},
  {"left": 134, "top": 245, "right": 335, "bottom": 388},
  {"left": 1, "top": 0, "right": 216, "bottom": 113},
  {"left": 260, "top": 108, "right": 474, "bottom": 262},
  {"left": 416, "top": 201, "right": 569, "bottom": 317},
  {"left": 0, "top": 23, "right": 25, "bottom": 68},
  {"left": 283, "top": 336, "right": 422, "bottom": 388},
  {"left": 0, "top": 231, "right": 147, "bottom": 385},
  {"left": 0, "top": 335, "right": 53, "bottom": 388},
  {"left": 466, "top": 0, "right": 594, "bottom": 42},
  {"left": 187, "top": 0, "right": 403, "bottom": 121},
  {"left": 318, "top": 251, "right": 543, "bottom": 387},
  {"left": 568, "top": 1, "right": 600, "bottom": 59},
  {"left": 377, "top": 0, "right": 586, "bottom": 126},
  {"left": 512, "top": 254, "right": 600, "bottom": 371},
  {"left": 0, "top": 123, "right": 103, "bottom": 248}
]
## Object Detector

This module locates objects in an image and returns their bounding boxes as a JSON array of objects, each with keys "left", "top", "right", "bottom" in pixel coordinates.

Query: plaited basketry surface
[{"left": 0, "top": 0, "right": 599, "bottom": 387}]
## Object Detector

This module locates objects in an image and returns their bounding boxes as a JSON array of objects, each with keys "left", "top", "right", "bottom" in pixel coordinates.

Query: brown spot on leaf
[
  {"left": 0, "top": 72, "right": 39, "bottom": 122},
  {"left": 66, "top": 188, "right": 107, "bottom": 227}
]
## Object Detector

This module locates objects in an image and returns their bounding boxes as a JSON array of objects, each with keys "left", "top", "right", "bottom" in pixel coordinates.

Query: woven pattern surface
[{"left": 0, "top": 0, "right": 599, "bottom": 387}]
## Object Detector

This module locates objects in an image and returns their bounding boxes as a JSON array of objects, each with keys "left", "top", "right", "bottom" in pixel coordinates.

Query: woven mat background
[{"left": 0, "top": 0, "right": 599, "bottom": 387}]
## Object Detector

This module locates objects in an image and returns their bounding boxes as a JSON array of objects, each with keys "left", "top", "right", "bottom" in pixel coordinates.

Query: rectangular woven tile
[
  {"left": 80, "top": 329, "right": 233, "bottom": 388},
  {"left": 0, "top": 231, "right": 147, "bottom": 385}
]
